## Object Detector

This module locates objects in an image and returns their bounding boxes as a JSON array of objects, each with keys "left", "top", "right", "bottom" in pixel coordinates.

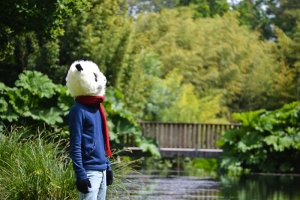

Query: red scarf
[{"left": 75, "top": 96, "right": 112, "bottom": 158}]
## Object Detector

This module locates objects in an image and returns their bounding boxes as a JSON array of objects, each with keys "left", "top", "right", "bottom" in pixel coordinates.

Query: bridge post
[{"left": 194, "top": 123, "right": 199, "bottom": 157}]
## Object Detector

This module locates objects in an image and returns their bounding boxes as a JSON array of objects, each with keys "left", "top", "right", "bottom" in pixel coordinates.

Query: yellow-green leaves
[{"left": 126, "top": 8, "right": 283, "bottom": 121}]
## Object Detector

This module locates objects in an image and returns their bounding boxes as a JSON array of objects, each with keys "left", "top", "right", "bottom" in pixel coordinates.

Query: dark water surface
[{"left": 121, "top": 171, "right": 300, "bottom": 200}]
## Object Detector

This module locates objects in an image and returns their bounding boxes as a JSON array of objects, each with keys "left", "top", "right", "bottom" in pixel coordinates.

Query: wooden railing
[
  {"left": 123, "top": 122, "right": 240, "bottom": 157},
  {"left": 139, "top": 122, "right": 240, "bottom": 150}
]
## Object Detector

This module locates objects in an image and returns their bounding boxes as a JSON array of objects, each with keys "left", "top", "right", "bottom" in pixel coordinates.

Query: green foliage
[
  {"left": 127, "top": 0, "right": 179, "bottom": 14},
  {"left": 187, "top": 0, "right": 230, "bottom": 18},
  {"left": 233, "top": 0, "right": 300, "bottom": 40},
  {"left": 0, "top": 83, "right": 18, "bottom": 123},
  {"left": 127, "top": 0, "right": 230, "bottom": 17},
  {"left": 0, "top": 129, "right": 77, "bottom": 199},
  {"left": 183, "top": 158, "right": 218, "bottom": 177},
  {"left": 127, "top": 8, "right": 284, "bottom": 117},
  {"left": 1, "top": 0, "right": 300, "bottom": 121},
  {"left": 119, "top": 51, "right": 162, "bottom": 119},
  {"left": 220, "top": 175, "right": 300, "bottom": 200},
  {"left": 105, "top": 88, "right": 160, "bottom": 157},
  {"left": 0, "top": 71, "right": 66, "bottom": 126},
  {"left": 0, "top": 32, "right": 65, "bottom": 86},
  {"left": 268, "top": 0, "right": 300, "bottom": 38},
  {"left": 140, "top": 157, "right": 217, "bottom": 177},
  {"left": 0, "top": 0, "right": 91, "bottom": 63},
  {"left": 220, "top": 101, "right": 300, "bottom": 175},
  {"left": 16, "top": 71, "right": 57, "bottom": 98},
  {"left": 1, "top": 0, "right": 299, "bottom": 125},
  {"left": 232, "top": 0, "right": 300, "bottom": 106},
  {"left": 232, "top": 0, "right": 272, "bottom": 39},
  {"left": 0, "top": 70, "right": 160, "bottom": 157},
  {"left": 0, "top": 128, "right": 136, "bottom": 199},
  {"left": 143, "top": 69, "right": 228, "bottom": 122},
  {"left": 141, "top": 157, "right": 174, "bottom": 174},
  {"left": 60, "top": 0, "right": 132, "bottom": 87}
]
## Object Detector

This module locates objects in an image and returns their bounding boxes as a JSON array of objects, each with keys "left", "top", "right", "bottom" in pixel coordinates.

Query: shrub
[{"left": 219, "top": 101, "right": 300, "bottom": 175}]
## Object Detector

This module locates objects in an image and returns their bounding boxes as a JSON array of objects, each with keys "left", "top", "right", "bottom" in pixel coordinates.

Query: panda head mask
[{"left": 65, "top": 60, "right": 107, "bottom": 97}]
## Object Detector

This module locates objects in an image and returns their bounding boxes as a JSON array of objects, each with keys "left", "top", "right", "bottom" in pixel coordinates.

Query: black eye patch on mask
[
  {"left": 76, "top": 64, "right": 83, "bottom": 71},
  {"left": 93, "top": 73, "right": 98, "bottom": 82}
]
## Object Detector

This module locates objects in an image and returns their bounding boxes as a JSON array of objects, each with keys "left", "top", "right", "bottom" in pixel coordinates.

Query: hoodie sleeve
[{"left": 68, "top": 106, "right": 87, "bottom": 181}]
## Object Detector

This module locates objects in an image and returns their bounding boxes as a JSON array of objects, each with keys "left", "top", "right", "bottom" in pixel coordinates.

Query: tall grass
[
  {"left": 107, "top": 155, "right": 142, "bottom": 200},
  {"left": 0, "top": 127, "right": 136, "bottom": 200},
  {"left": 0, "top": 127, "right": 77, "bottom": 199}
]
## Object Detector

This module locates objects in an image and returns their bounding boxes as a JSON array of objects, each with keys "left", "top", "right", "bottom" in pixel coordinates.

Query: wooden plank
[
  {"left": 165, "top": 123, "right": 168, "bottom": 148},
  {"left": 169, "top": 123, "right": 173, "bottom": 148},
  {"left": 204, "top": 124, "right": 208, "bottom": 149},
  {"left": 161, "top": 123, "right": 166, "bottom": 147},
  {"left": 195, "top": 123, "right": 199, "bottom": 150},
  {"left": 188, "top": 124, "right": 191, "bottom": 148},
  {"left": 130, "top": 122, "right": 241, "bottom": 152},
  {"left": 155, "top": 122, "right": 159, "bottom": 146},
  {"left": 199, "top": 124, "right": 203, "bottom": 149},
  {"left": 178, "top": 123, "right": 182, "bottom": 148},
  {"left": 208, "top": 124, "right": 211, "bottom": 149},
  {"left": 159, "top": 123, "right": 162, "bottom": 147},
  {"left": 215, "top": 124, "right": 220, "bottom": 148},
  {"left": 191, "top": 123, "right": 195, "bottom": 148},
  {"left": 183, "top": 123, "right": 186, "bottom": 148},
  {"left": 170, "top": 123, "right": 174, "bottom": 148},
  {"left": 212, "top": 124, "right": 216, "bottom": 148},
  {"left": 176, "top": 123, "right": 179, "bottom": 148}
]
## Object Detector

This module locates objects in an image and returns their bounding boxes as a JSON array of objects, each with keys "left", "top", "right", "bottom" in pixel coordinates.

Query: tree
[
  {"left": 182, "top": 0, "right": 230, "bottom": 17},
  {"left": 127, "top": 0, "right": 179, "bottom": 14},
  {"left": 233, "top": 0, "right": 300, "bottom": 39},
  {"left": 127, "top": 0, "right": 229, "bottom": 18},
  {"left": 155, "top": 69, "right": 228, "bottom": 123},
  {"left": 0, "top": 0, "right": 91, "bottom": 85},
  {"left": 0, "top": 0, "right": 90, "bottom": 57},
  {"left": 232, "top": 0, "right": 273, "bottom": 39},
  {"left": 267, "top": 0, "right": 300, "bottom": 38},
  {"left": 267, "top": 28, "right": 298, "bottom": 105},
  {"left": 59, "top": 0, "right": 132, "bottom": 87},
  {"left": 129, "top": 8, "right": 283, "bottom": 114}
]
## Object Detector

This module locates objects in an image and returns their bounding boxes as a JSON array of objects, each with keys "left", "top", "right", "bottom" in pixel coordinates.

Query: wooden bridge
[{"left": 124, "top": 122, "right": 240, "bottom": 158}]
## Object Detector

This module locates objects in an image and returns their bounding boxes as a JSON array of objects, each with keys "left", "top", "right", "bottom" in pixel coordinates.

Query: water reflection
[
  {"left": 125, "top": 173, "right": 219, "bottom": 200},
  {"left": 121, "top": 171, "right": 300, "bottom": 200},
  {"left": 220, "top": 174, "right": 300, "bottom": 200}
]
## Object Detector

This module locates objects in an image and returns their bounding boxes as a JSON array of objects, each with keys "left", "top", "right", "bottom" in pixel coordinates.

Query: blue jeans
[{"left": 79, "top": 170, "right": 107, "bottom": 200}]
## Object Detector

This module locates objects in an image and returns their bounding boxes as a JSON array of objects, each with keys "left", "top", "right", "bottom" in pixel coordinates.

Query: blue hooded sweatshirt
[{"left": 68, "top": 102, "right": 110, "bottom": 181}]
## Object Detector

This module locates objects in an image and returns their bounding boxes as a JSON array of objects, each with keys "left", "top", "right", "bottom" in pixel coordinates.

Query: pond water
[{"left": 121, "top": 171, "right": 300, "bottom": 200}]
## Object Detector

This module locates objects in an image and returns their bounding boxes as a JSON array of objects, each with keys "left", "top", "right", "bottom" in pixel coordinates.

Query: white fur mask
[{"left": 66, "top": 60, "right": 107, "bottom": 97}]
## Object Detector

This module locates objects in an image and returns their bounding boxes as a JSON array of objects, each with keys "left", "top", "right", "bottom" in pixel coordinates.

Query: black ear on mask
[{"left": 76, "top": 64, "right": 83, "bottom": 72}]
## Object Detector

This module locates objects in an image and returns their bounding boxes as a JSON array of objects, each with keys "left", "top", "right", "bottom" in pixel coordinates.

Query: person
[{"left": 66, "top": 60, "right": 113, "bottom": 200}]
